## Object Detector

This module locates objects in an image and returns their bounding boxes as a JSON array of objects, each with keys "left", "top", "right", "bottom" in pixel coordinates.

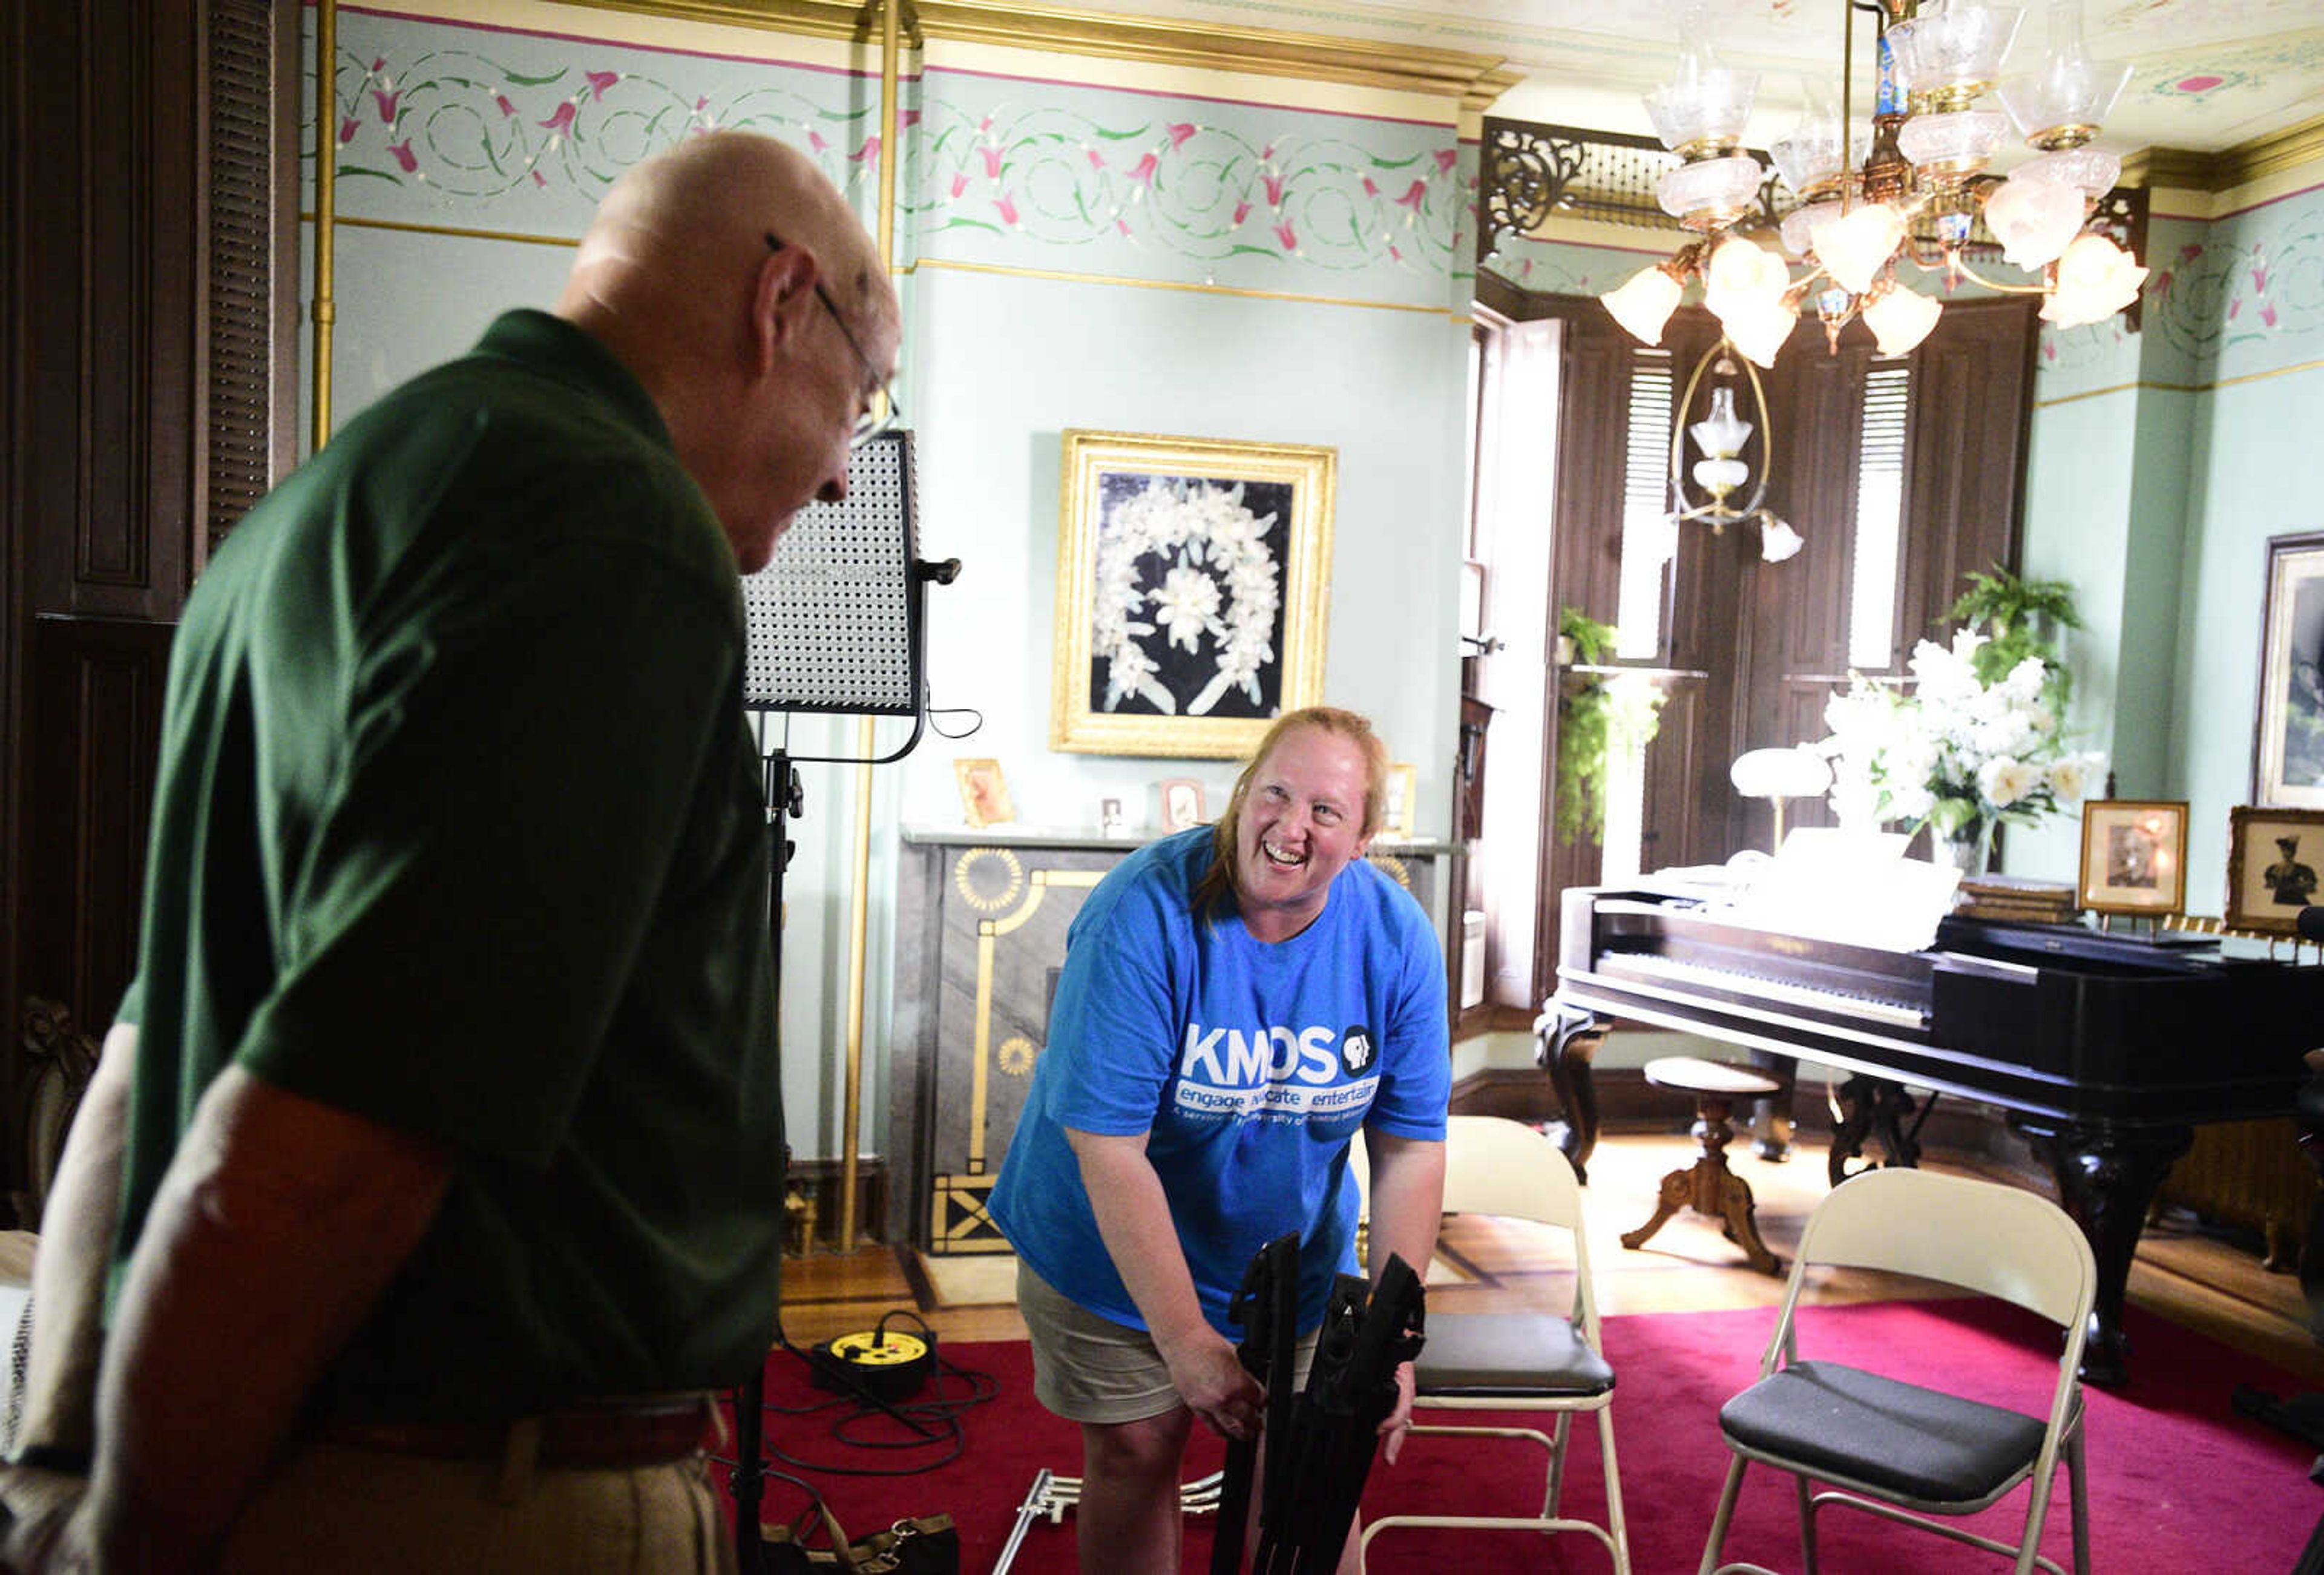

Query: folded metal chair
[
  {"left": 1697, "top": 1166, "right": 2096, "bottom": 1575},
  {"left": 1351, "top": 1116, "right": 1630, "bottom": 1573}
]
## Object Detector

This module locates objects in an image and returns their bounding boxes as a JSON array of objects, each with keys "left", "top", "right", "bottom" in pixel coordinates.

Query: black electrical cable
[{"left": 709, "top": 1310, "right": 998, "bottom": 1481}]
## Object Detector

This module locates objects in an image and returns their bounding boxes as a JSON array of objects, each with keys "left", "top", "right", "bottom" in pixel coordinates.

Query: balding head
[{"left": 557, "top": 131, "right": 899, "bottom": 571}]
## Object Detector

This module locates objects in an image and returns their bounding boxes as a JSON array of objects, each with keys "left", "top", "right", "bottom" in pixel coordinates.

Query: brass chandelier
[{"left": 1604, "top": 0, "right": 2147, "bottom": 365}]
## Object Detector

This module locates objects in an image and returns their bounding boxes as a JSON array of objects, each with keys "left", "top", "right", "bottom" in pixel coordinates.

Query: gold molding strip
[
  {"left": 916, "top": 0, "right": 1518, "bottom": 112},
  {"left": 306, "top": 212, "right": 580, "bottom": 248},
  {"left": 2122, "top": 112, "right": 2324, "bottom": 195},
  {"left": 2032, "top": 353, "right": 2324, "bottom": 408},
  {"left": 916, "top": 254, "right": 1466, "bottom": 319},
  {"left": 550, "top": 0, "right": 880, "bottom": 45},
  {"left": 545, "top": 0, "right": 1517, "bottom": 107}
]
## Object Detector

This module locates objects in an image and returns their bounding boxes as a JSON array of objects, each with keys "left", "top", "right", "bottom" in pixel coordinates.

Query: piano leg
[
  {"left": 1825, "top": 1076, "right": 1928, "bottom": 1189},
  {"left": 2018, "top": 1119, "right": 2193, "bottom": 1387},
  {"left": 1747, "top": 1049, "right": 1795, "bottom": 1162},
  {"left": 1537, "top": 1002, "right": 1607, "bottom": 1185}
]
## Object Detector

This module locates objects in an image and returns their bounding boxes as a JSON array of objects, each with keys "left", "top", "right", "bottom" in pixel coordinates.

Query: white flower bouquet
[{"left": 1816, "top": 629, "right": 2106, "bottom": 853}]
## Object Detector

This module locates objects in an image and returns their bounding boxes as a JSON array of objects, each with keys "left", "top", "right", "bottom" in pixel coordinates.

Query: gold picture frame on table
[
  {"left": 2076, "top": 800, "right": 2188, "bottom": 916},
  {"left": 1050, "top": 429, "right": 1336, "bottom": 759},
  {"left": 2227, "top": 805, "right": 2324, "bottom": 935}
]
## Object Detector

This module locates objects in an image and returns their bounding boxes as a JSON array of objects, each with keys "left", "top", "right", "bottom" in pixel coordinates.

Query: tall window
[
  {"left": 1615, "top": 350, "right": 1673, "bottom": 661},
  {"left": 1848, "top": 363, "right": 1912, "bottom": 671},
  {"left": 1515, "top": 296, "right": 2037, "bottom": 998}
]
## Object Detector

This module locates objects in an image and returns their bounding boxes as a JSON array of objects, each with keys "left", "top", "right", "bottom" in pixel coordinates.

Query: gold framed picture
[
  {"left": 2076, "top": 800, "right": 2188, "bottom": 916},
  {"left": 1158, "top": 777, "right": 1207, "bottom": 832},
  {"left": 2227, "top": 805, "right": 2324, "bottom": 935},
  {"left": 954, "top": 758, "right": 1015, "bottom": 829},
  {"left": 1380, "top": 761, "right": 1418, "bottom": 840},
  {"left": 1050, "top": 429, "right": 1336, "bottom": 759},
  {"left": 2253, "top": 531, "right": 2324, "bottom": 808}
]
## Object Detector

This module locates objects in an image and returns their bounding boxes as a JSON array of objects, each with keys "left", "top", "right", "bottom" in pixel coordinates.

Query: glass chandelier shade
[
  {"left": 1723, "top": 296, "right": 1800, "bottom": 369},
  {"left": 2041, "top": 232, "right": 2148, "bottom": 326},
  {"left": 1644, "top": 39, "right": 1761, "bottom": 155},
  {"left": 1604, "top": 264, "right": 1684, "bottom": 344},
  {"left": 1983, "top": 171, "right": 2086, "bottom": 268},
  {"left": 1811, "top": 203, "right": 1908, "bottom": 295},
  {"left": 1886, "top": 5, "right": 2023, "bottom": 108},
  {"left": 1690, "top": 384, "right": 1754, "bottom": 459},
  {"left": 1997, "top": 0, "right": 2131, "bottom": 146},
  {"left": 1657, "top": 155, "right": 1770, "bottom": 227},
  {"left": 1862, "top": 281, "right": 1943, "bottom": 354}
]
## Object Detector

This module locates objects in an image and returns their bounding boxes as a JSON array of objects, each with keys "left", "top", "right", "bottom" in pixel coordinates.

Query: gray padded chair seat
[
  {"left": 1719, "top": 1359, "right": 2050, "bottom": 1504},
  {"left": 1413, "top": 1311, "right": 1615, "bottom": 1399}
]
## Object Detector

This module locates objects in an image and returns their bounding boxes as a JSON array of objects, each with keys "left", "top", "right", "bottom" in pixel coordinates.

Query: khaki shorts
[{"left": 1016, "top": 1261, "right": 1318, "bottom": 1426}]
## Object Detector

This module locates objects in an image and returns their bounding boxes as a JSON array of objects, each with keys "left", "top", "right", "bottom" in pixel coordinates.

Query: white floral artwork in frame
[{"left": 1051, "top": 430, "right": 1336, "bottom": 758}]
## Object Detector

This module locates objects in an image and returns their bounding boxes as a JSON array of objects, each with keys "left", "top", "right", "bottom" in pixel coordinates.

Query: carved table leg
[
  {"left": 2017, "top": 1119, "right": 2193, "bottom": 1387},
  {"left": 1621, "top": 1091, "right": 1783, "bottom": 1275},
  {"left": 1538, "top": 1001, "right": 1607, "bottom": 1184},
  {"left": 1620, "top": 1171, "right": 1690, "bottom": 1253}
]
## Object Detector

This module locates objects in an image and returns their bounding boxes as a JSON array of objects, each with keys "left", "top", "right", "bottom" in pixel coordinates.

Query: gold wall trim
[
  {"left": 917, "top": 255, "right": 1465, "bottom": 319},
  {"left": 2124, "top": 112, "right": 2324, "bottom": 194},
  {"left": 306, "top": 212, "right": 581, "bottom": 248},
  {"left": 545, "top": 0, "right": 1517, "bottom": 107},
  {"left": 2033, "top": 355, "right": 2324, "bottom": 408},
  {"left": 916, "top": 0, "right": 1518, "bottom": 111},
  {"left": 550, "top": 0, "right": 879, "bottom": 44}
]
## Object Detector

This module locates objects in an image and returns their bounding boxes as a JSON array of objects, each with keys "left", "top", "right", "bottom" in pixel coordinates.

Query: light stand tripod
[{"left": 721, "top": 431, "right": 958, "bottom": 1571}]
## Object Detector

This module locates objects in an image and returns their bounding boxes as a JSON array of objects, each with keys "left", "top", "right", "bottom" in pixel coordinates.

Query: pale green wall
[
  {"left": 300, "top": 4, "right": 1472, "bottom": 1164},
  {"left": 2019, "top": 183, "right": 2324, "bottom": 906}
]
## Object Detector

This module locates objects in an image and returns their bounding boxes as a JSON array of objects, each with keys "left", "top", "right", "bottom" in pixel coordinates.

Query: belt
[{"left": 317, "top": 1393, "right": 716, "bottom": 1471}]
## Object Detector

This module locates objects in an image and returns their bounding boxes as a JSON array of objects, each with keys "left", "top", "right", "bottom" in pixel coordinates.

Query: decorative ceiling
[{"left": 1072, "top": 0, "right": 2323, "bottom": 156}]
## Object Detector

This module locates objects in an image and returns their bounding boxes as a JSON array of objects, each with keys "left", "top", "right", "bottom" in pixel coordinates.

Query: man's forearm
[
  {"left": 13, "top": 1027, "right": 137, "bottom": 1464},
  {"left": 88, "top": 1066, "right": 452, "bottom": 1571}
]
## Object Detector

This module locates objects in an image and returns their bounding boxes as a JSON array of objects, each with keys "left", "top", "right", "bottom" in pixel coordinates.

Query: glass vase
[{"left": 1934, "top": 818, "right": 1994, "bottom": 879}]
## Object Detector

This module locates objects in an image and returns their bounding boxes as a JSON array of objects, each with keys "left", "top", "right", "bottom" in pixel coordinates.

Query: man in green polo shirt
[{"left": 2, "top": 130, "right": 898, "bottom": 1570}]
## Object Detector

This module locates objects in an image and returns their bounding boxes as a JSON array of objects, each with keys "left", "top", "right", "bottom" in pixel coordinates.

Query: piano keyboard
[{"left": 1604, "top": 950, "right": 1932, "bottom": 1031}]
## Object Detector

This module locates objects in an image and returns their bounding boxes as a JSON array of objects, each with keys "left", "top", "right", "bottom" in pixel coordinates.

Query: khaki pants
[{"left": 216, "top": 1442, "right": 735, "bottom": 1574}]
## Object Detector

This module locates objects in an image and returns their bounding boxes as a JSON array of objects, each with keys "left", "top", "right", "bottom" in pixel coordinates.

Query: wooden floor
[{"left": 779, "top": 1129, "right": 2324, "bottom": 1389}]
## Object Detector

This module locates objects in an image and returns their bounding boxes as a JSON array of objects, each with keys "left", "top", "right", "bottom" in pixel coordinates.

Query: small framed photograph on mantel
[
  {"left": 1380, "top": 761, "right": 1418, "bottom": 840},
  {"left": 2227, "top": 804, "right": 2324, "bottom": 935},
  {"left": 954, "top": 758, "right": 1016, "bottom": 830},
  {"left": 2076, "top": 800, "right": 2189, "bottom": 916},
  {"left": 1158, "top": 777, "right": 1207, "bottom": 832}
]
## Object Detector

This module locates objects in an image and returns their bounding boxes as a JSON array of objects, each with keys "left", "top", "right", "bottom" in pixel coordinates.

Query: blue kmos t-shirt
[{"left": 989, "top": 827, "right": 1450, "bottom": 1338}]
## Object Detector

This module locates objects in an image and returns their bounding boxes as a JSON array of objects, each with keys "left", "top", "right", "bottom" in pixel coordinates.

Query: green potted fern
[{"left": 1555, "top": 608, "right": 1664, "bottom": 846}]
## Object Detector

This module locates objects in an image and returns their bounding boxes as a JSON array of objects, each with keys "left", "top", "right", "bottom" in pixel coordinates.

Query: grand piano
[{"left": 1551, "top": 884, "right": 2324, "bottom": 1384}]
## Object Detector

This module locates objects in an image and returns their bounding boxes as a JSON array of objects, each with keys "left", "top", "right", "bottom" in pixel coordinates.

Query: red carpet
[{"left": 721, "top": 1301, "right": 2322, "bottom": 1571}]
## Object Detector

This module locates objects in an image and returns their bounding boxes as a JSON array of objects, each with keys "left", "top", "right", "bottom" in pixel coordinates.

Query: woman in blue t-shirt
[{"left": 990, "top": 705, "right": 1451, "bottom": 1573}]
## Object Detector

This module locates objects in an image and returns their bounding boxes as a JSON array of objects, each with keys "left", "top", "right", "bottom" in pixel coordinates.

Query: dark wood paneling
[
  {"left": 1896, "top": 298, "right": 2038, "bottom": 652},
  {"left": 3, "top": 0, "right": 298, "bottom": 1206},
  {"left": 22, "top": 619, "right": 169, "bottom": 1024}
]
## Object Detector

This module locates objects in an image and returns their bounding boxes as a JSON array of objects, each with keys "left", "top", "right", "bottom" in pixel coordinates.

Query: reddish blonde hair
[{"left": 1190, "top": 706, "right": 1392, "bottom": 919}]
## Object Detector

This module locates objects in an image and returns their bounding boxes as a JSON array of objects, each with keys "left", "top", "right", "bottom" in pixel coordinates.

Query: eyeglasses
[{"left": 764, "top": 232, "right": 901, "bottom": 448}]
